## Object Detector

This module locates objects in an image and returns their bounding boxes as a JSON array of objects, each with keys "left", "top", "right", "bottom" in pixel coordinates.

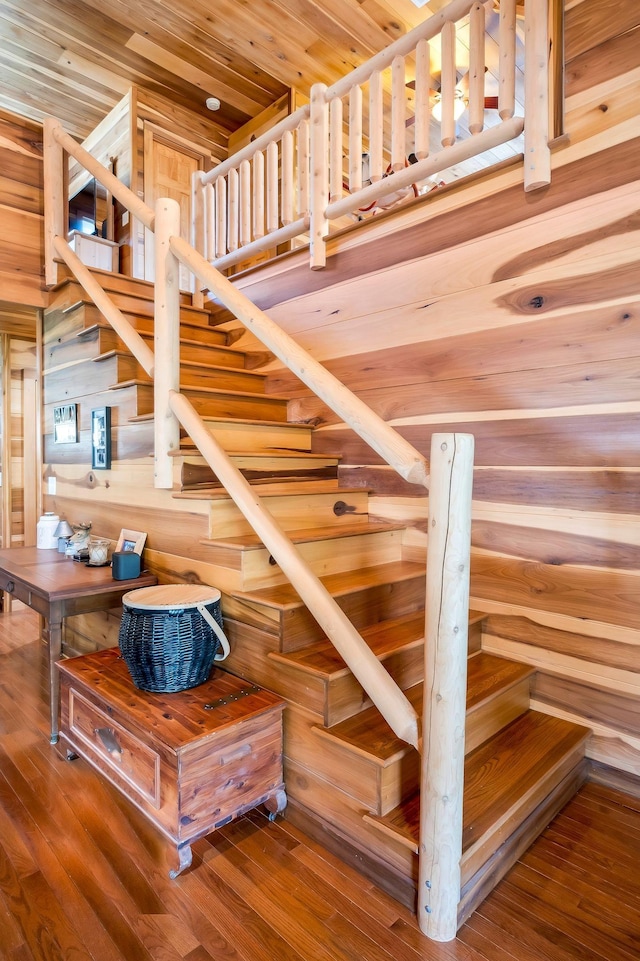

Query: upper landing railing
[{"left": 195, "top": 0, "right": 551, "bottom": 271}]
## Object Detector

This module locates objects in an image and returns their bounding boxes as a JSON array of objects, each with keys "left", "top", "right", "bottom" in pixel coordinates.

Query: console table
[
  {"left": 58, "top": 649, "right": 286, "bottom": 877},
  {"left": 0, "top": 546, "right": 156, "bottom": 743}
]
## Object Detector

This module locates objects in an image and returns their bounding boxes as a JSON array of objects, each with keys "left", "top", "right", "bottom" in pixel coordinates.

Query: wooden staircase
[{"left": 44, "top": 267, "right": 591, "bottom": 930}]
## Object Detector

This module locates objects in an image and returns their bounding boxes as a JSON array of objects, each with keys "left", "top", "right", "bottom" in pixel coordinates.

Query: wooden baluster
[
  {"left": 310, "top": 82, "right": 329, "bottom": 270},
  {"left": 239, "top": 158, "right": 251, "bottom": 246},
  {"left": 214, "top": 176, "right": 227, "bottom": 259},
  {"left": 191, "top": 169, "right": 205, "bottom": 264},
  {"left": 204, "top": 182, "right": 215, "bottom": 263},
  {"left": 524, "top": 0, "right": 551, "bottom": 190},
  {"left": 266, "top": 141, "right": 279, "bottom": 234},
  {"left": 153, "top": 197, "right": 181, "bottom": 489},
  {"left": 368, "top": 70, "right": 384, "bottom": 182},
  {"left": 419, "top": 432, "right": 474, "bottom": 942},
  {"left": 330, "top": 96, "right": 344, "bottom": 202},
  {"left": 297, "top": 119, "right": 310, "bottom": 218},
  {"left": 349, "top": 86, "right": 362, "bottom": 192},
  {"left": 391, "top": 55, "right": 406, "bottom": 170},
  {"left": 440, "top": 21, "right": 457, "bottom": 147},
  {"left": 414, "top": 38, "right": 431, "bottom": 162},
  {"left": 252, "top": 149, "right": 265, "bottom": 240},
  {"left": 468, "top": 2, "right": 486, "bottom": 135},
  {"left": 499, "top": 0, "right": 516, "bottom": 120},
  {"left": 280, "top": 130, "right": 293, "bottom": 225},
  {"left": 227, "top": 167, "right": 239, "bottom": 252}
]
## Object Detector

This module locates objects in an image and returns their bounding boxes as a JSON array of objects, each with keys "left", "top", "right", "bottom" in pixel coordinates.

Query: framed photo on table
[
  {"left": 115, "top": 529, "right": 147, "bottom": 555},
  {"left": 91, "top": 406, "right": 111, "bottom": 469}
]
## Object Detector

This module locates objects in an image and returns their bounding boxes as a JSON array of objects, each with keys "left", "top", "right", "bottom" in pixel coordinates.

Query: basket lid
[{"left": 122, "top": 584, "right": 221, "bottom": 611}]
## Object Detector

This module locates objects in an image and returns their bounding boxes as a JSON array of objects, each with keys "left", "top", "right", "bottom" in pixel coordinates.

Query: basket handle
[{"left": 196, "top": 602, "right": 231, "bottom": 661}]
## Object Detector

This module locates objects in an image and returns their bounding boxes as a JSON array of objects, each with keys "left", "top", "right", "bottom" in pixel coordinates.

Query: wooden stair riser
[
  {"left": 223, "top": 562, "right": 428, "bottom": 653},
  {"left": 197, "top": 420, "right": 313, "bottom": 453},
  {"left": 126, "top": 383, "right": 290, "bottom": 422},
  {"left": 208, "top": 489, "right": 371, "bottom": 538},
  {"left": 93, "top": 352, "right": 268, "bottom": 394},
  {"left": 180, "top": 453, "right": 339, "bottom": 492},
  {"left": 457, "top": 760, "right": 588, "bottom": 927},
  {"left": 96, "top": 328, "right": 252, "bottom": 369},
  {"left": 307, "top": 667, "right": 533, "bottom": 816},
  {"left": 459, "top": 731, "right": 589, "bottom": 886},
  {"left": 223, "top": 617, "right": 424, "bottom": 725}
]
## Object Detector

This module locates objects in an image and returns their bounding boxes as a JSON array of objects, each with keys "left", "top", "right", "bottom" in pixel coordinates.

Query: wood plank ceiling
[
  {"left": 0, "top": 0, "right": 518, "bottom": 153},
  {"left": 0, "top": 0, "right": 441, "bottom": 145}
]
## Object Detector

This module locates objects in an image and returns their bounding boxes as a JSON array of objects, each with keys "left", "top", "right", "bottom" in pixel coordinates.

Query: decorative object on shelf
[
  {"left": 88, "top": 537, "right": 110, "bottom": 566},
  {"left": 91, "top": 407, "right": 111, "bottom": 469},
  {"left": 65, "top": 521, "right": 92, "bottom": 556},
  {"left": 54, "top": 518, "right": 74, "bottom": 553},
  {"left": 111, "top": 551, "right": 141, "bottom": 580},
  {"left": 53, "top": 404, "right": 78, "bottom": 444},
  {"left": 118, "top": 584, "right": 230, "bottom": 693},
  {"left": 115, "top": 528, "right": 147, "bottom": 555},
  {"left": 37, "top": 513, "right": 60, "bottom": 550}
]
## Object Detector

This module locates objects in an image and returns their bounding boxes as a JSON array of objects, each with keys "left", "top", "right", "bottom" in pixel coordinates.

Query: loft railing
[{"left": 196, "top": 0, "right": 550, "bottom": 271}]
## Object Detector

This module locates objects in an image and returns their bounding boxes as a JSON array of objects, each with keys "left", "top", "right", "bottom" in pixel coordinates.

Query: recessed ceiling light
[
  {"left": 206, "top": 97, "right": 221, "bottom": 111},
  {"left": 409, "top": 0, "right": 430, "bottom": 7}
]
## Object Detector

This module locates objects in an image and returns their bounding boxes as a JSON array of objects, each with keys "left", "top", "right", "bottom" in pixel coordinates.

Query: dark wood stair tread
[
  {"left": 364, "top": 712, "right": 590, "bottom": 851},
  {"left": 269, "top": 610, "right": 425, "bottom": 680},
  {"left": 202, "top": 519, "right": 403, "bottom": 552},
  {"left": 230, "top": 560, "right": 427, "bottom": 611},
  {"left": 313, "top": 652, "right": 532, "bottom": 764}
]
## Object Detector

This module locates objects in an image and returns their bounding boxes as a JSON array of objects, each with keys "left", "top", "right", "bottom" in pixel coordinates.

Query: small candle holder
[{"left": 88, "top": 537, "right": 110, "bottom": 567}]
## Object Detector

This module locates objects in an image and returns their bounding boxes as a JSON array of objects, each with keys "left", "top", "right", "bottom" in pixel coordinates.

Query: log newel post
[
  {"left": 154, "top": 197, "right": 181, "bottom": 489},
  {"left": 418, "top": 432, "right": 474, "bottom": 941},
  {"left": 309, "top": 83, "right": 329, "bottom": 270},
  {"left": 43, "top": 118, "right": 66, "bottom": 288},
  {"left": 523, "top": 0, "right": 551, "bottom": 191}
]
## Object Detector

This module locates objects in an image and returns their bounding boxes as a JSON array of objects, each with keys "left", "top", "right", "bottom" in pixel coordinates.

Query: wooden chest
[{"left": 57, "top": 648, "right": 286, "bottom": 876}]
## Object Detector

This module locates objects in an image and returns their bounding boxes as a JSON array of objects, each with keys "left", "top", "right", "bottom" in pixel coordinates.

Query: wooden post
[
  {"left": 524, "top": 0, "right": 551, "bottom": 191},
  {"left": 191, "top": 171, "right": 205, "bottom": 307},
  {"left": 330, "top": 96, "right": 344, "bottom": 202},
  {"left": 498, "top": 0, "right": 517, "bottom": 120},
  {"left": 154, "top": 198, "right": 181, "bottom": 490},
  {"left": 282, "top": 129, "right": 295, "bottom": 224},
  {"left": 348, "top": 87, "right": 362, "bottom": 192},
  {"left": 468, "top": 3, "right": 486, "bottom": 135},
  {"left": 369, "top": 71, "right": 383, "bottom": 182},
  {"left": 309, "top": 83, "right": 329, "bottom": 270},
  {"left": 43, "top": 117, "right": 65, "bottom": 288},
  {"left": 391, "top": 55, "right": 406, "bottom": 171},
  {"left": 414, "top": 40, "right": 431, "bottom": 162},
  {"left": 418, "top": 432, "right": 474, "bottom": 942},
  {"left": 440, "top": 22, "right": 457, "bottom": 148}
]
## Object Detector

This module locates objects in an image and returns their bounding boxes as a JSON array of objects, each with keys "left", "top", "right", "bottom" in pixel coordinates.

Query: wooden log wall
[{"left": 245, "top": 0, "right": 640, "bottom": 781}]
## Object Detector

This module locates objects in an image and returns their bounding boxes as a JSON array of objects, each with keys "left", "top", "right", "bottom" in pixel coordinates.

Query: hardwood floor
[{"left": 1, "top": 607, "right": 639, "bottom": 961}]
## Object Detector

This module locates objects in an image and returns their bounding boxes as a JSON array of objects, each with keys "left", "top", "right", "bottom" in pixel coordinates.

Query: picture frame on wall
[
  {"left": 53, "top": 404, "right": 78, "bottom": 444},
  {"left": 91, "top": 406, "right": 111, "bottom": 469}
]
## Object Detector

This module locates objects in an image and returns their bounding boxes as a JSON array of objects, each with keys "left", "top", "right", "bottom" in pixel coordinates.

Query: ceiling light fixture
[
  {"left": 206, "top": 97, "right": 221, "bottom": 111},
  {"left": 432, "top": 89, "right": 467, "bottom": 123}
]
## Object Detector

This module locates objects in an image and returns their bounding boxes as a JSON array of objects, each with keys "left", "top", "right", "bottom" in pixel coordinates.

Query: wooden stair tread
[
  {"left": 94, "top": 349, "right": 267, "bottom": 380},
  {"left": 173, "top": 478, "right": 344, "bottom": 499},
  {"left": 364, "top": 712, "right": 590, "bottom": 851},
  {"left": 269, "top": 611, "right": 425, "bottom": 680},
  {"left": 201, "top": 519, "right": 403, "bottom": 551},
  {"left": 230, "top": 561, "right": 427, "bottom": 612},
  {"left": 109, "top": 379, "right": 288, "bottom": 401},
  {"left": 128, "top": 414, "right": 312, "bottom": 430},
  {"left": 313, "top": 653, "right": 533, "bottom": 765},
  {"left": 177, "top": 448, "right": 337, "bottom": 461}
]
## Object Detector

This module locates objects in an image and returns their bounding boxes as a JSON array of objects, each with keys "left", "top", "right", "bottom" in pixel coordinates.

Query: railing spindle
[
  {"left": 153, "top": 197, "right": 181, "bottom": 489},
  {"left": 348, "top": 86, "right": 363, "bottom": 193},
  {"left": 468, "top": 2, "right": 486, "bottom": 135},
  {"left": 440, "top": 21, "right": 457, "bottom": 147},
  {"left": 266, "top": 141, "right": 279, "bottom": 234},
  {"left": 330, "top": 96, "right": 344, "bottom": 202},
  {"left": 310, "top": 83, "right": 329, "bottom": 270},
  {"left": 524, "top": 0, "right": 551, "bottom": 190},
  {"left": 297, "top": 119, "right": 310, "bottom": 217},
  {"left": 227, "top": 168, "right": 239, "bottom": 252},
  {"left": 499, "top": 0, "right": 517, "bottom": 120},
  {"left": 239, "top": 159, "right": 251, "bottom": 247},
  {"left": 414, "top": 39, "right": 431, "bottom": 161},
  {"left": 215, "top": 177, "right": 227, "bottom": 259},
  {"left": 253, "top": 150, "right": 265, "bottom": 240},
  {"left": 43, "top": 117, "right": 66, "bottom": 287},
  {"left": 204, "top": 182, "right": 215, "bottom": 263},
  {"left": 282, "top": 130, "right": 294, "bottom": 225},
  {"left": 368, "top": 70, "right": 384, "bottom": 182},
  {"left": 391, "top": 55, "right": 406, "bottom": 170}
]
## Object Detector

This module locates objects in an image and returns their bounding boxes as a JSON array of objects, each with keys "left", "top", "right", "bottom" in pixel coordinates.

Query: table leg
[{"left": 48, "top": 611, "right": 63, "bottom": 744}]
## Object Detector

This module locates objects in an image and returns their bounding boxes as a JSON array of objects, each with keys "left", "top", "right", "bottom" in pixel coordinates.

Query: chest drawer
[{"left": 67, "top": 688, "right": 161, "bottom": 807}]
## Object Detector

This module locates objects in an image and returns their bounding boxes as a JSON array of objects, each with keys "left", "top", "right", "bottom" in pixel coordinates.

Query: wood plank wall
[
  {"left": 0, "top": 110, "right": 45, "bottom": 308},
  {"left": 251, "top": 0, "right": 640, "bottom": 780}
]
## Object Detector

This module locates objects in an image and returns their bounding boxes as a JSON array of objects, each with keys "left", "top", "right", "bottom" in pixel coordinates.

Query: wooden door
[{"left": 143, "top": 125, "right": 211, "bottom": 289}]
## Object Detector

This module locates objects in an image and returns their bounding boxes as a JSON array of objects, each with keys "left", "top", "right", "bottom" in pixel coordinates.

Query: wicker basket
[{"left": 118, "top": 584, "right": 230, "bottom": 693}]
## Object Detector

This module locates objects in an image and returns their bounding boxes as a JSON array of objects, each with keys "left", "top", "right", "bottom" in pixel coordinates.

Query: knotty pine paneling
[{"left": 0, "top": 111, "right": 45, "bottom": 307}]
